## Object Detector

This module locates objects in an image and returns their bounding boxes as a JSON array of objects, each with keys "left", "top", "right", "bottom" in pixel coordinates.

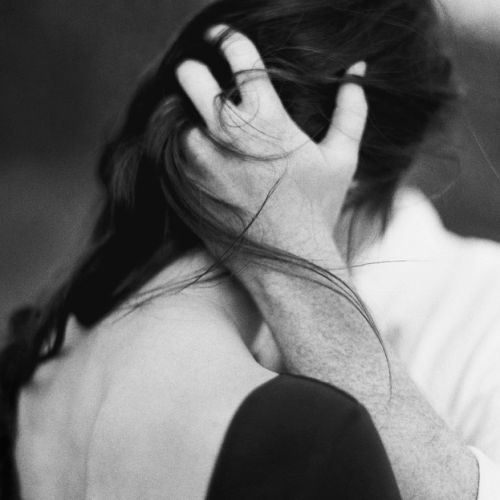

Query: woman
[{"left": 0, "top": 0, "right": 468, "bottom": 498}]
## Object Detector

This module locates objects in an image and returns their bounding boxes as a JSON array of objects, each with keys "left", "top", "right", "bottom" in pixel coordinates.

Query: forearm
[
  {"left": 231, "top": 239, "right": 479, "bottom": 499},
  {"left": 380, "top": 358, "right": 479, "bottom": 499}
]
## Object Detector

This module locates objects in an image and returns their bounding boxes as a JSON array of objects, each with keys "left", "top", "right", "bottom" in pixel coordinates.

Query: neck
[{"left": 136, "top": 247, "right": 264, "bottom": 349}]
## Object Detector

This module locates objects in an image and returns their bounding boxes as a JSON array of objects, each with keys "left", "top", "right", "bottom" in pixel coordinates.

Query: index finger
[
  {"left": 206, "top": 25, "right": 279, "bottom": 111},
  {"left": 176, "top": 59, "right": 222, "bottom": 129}
]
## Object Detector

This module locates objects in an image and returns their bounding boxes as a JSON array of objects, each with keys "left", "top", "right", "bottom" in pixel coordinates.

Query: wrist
[{"left": 227, "top": 226, "right": 350, "bottom": 285}]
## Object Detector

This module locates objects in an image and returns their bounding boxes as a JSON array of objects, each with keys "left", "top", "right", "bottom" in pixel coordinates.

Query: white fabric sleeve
[
  {"left": 469, "top": 447, "right": 500, "bottom": 500},
  {"left": 352, "top": 189, "right": 500, "bottom": 497}
]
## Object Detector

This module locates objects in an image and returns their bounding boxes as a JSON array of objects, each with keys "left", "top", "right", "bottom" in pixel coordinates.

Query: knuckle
[
  {"left": 222, "top": 32, "right": 263, "bottom": 69},
  {"left": 221, "top": 33, "right": 247, "bottom": 56},
  {"left": 220, "top": 101, "right": 247, "bottom": 127}
]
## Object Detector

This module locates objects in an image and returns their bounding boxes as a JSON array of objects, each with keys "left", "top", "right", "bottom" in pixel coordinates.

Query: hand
[{"left": 176, "top": 25, "right": 367, "bottom": 253}]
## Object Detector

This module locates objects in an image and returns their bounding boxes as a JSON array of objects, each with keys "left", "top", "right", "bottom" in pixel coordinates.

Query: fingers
[
  {"left": 176, "top": 26, "right": 281, "bottom": 134},
  {"left": 206, "top": 25, "right": 279, "bottom": 111},
  {"left": 176, "top": 59, "right": 222, "bottom": 128},
  {"left": 321, "top": 62, "right": 368, "bottom": 164}
]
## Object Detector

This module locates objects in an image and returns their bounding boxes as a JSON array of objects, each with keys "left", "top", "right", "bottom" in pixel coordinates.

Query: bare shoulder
[{"left": 84, "top": 295, "right": 275, "bottom": 499}]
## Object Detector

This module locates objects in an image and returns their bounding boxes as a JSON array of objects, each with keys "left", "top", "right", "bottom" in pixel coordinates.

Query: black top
[{"left": 207, "top": 374, "right": 401, "bottom": 499}]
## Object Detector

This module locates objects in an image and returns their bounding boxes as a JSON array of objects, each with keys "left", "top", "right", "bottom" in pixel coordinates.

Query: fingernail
[
  {"left": 347, "top": 61, "right": 367, "bottom": 77},
  {"left": 206, "top": 24, "right": 230, "bottom": 41}
]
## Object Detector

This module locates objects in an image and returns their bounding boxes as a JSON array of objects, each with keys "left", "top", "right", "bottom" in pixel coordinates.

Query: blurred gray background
[{"left": 1, "top": 0, "right": 500, "bottom": 329}]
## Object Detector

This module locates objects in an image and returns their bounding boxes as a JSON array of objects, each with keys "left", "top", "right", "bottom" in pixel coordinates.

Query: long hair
[{"left": 0, "top": 0, "right": 455, "bottom": 496}]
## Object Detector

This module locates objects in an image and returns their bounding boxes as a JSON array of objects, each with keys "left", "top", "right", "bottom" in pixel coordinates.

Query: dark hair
[{"left": 0, "top": 0, "right": 455, "bottom": 496}]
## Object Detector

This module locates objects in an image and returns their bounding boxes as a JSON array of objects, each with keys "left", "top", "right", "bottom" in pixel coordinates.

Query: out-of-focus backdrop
[{"left": 1, "top": 0, "right": 500, "bottom": 329}]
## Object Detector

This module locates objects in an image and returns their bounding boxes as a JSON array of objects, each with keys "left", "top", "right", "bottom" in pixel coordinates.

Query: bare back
[{"left": 15, "top": 254, "right": 275, "bottom": 499}]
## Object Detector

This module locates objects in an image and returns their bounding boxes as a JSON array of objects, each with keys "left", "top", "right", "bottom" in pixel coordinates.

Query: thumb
[{"left": 320, "top": 61, "right": 368, "bottom": 166}]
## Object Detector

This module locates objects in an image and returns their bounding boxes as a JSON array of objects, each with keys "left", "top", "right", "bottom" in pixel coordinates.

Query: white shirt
[{"left": 352, "top": 189, "right": 500, "bottom": 499}]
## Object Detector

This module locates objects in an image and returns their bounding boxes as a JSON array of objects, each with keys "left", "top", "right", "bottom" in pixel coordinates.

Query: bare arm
[
  {"left": 176, "top": 27, "right": 479, "bottom": 498},
  {"left": 233, "top": 236, "right": 478, "bottom": 499}
]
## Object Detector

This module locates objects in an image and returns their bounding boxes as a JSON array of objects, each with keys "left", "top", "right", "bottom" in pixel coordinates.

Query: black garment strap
[{"left": 207, "top": 374, "right": 401, "bottom": 500}]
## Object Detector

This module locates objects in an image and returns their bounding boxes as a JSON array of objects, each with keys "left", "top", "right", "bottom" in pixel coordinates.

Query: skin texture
[
  {"left": 177, "top": 26, "right": 365, "bottom": 247},
  {"left": 177, "top": 26, "right": 480, "bottom": 499},
  {"left": 15, "top": 253, "right": 277, "bottom": 499}
]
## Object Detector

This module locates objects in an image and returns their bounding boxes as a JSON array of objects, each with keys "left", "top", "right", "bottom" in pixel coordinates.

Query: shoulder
[
  {"left": 220, "top": 374, "right": 374, "bottom": 451},
  {"left": 211, "top": 374, "right": 374, "bottom": 471},
  {"left": 93, "top": 283, "right": 266, "bottom": 390},
  {"left": 83, "top": 308, "right": 276, "bottom": 499},
  {"left": 208, "top": 374, "right": 401, "bottom": 500}
]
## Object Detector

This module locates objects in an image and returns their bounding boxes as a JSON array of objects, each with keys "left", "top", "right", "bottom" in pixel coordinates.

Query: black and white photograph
[{"left": 1, "top": 0, "right": 500, "bottom": 498}]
